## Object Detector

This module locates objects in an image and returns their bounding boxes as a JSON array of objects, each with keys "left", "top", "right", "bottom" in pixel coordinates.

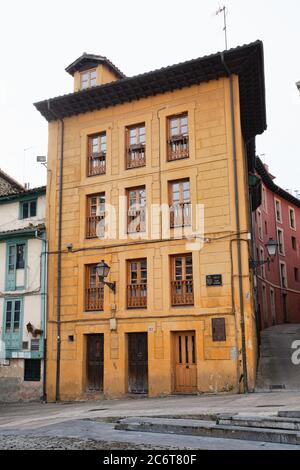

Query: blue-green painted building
[{"left": 0, "top": 170, "right": 46, "bottom": 402}]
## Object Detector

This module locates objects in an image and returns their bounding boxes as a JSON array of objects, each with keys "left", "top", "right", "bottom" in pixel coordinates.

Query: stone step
[
  {"left": 217, "top": 414, "right": 300, "bottom": 431},
  {"left": 115, "top": 417, "right": 300, "bottom": 445},
  {"left": 279, "top": 411, "right": 300, "bottom": 419}
]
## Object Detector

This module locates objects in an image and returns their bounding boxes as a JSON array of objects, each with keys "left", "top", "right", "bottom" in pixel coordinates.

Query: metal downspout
[
  {"left": 47, "top": 100, "right": 64, "bottom": 402},
  {"left": 35, "top": 231, "right": 48, "bottom": 401},
  {"left": 220, "top": 52, "right": 249, "bottom": 393}
]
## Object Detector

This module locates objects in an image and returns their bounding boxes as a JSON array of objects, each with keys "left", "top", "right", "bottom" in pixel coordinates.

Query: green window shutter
[
  {"left": 4, "top": 300, "right": 13, "bottom": 350},
  {"left": 3, "top": 299, "right": 22, "bottom": 351},
  {"left": 6, "top": 244, "right": 16, "bottom": 291}
]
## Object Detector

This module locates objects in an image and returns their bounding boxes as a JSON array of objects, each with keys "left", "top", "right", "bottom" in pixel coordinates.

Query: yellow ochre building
[{"left": 34, "top": 41, "right": 267, "bottom": 401}]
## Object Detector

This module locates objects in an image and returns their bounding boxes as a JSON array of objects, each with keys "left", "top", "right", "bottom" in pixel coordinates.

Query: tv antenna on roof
[{"left": 215, "top": 4, "right": 228, "bottom": 50}]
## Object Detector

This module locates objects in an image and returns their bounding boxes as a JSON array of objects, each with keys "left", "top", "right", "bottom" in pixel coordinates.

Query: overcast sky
[{"left": 0, "top": 0, "right": 299, "bottom": 191}]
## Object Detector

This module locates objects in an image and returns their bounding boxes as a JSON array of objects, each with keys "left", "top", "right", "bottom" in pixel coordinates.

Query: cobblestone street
[{"left": 0, "top": 435, "right": 171, "bottom": 450}]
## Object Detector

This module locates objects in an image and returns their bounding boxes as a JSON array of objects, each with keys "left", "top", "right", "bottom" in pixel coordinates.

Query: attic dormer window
[{"left": 81, "top": 69, "right": 97, "bottom": 89}]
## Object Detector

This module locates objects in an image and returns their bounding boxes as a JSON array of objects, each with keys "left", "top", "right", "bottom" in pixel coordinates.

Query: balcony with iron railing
[
  {"left": 127, "top": 284, "right": 147, "bottom": 308},
  {"left": 171, "top": 279, "right": 194, "bottom": 306},
  {"left": 167, "top": 134, "right": 189, "bottom": 161},
  {"left": 88, "top": 152, "right": 106, "bottom": 176},
  {"left": 170, "top": 202, "right": 191, "bottom": 228},
  {"left": 85, "top": 287, "right": 104, "bottom": 311},
  {"left": 126, "top": 144, "right": 146, "bottom": 169}
]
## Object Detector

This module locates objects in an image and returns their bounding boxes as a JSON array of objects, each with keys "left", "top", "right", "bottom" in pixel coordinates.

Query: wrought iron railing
[
  {"left": 127, "top": 283, "right": 147, "bottom": 308},
  {"left": 85, "top": 287, "right": 104, "bottom": 311},
  {"left": 171, "top": 279, "right": 194, "bottom": 306},
  {"left": 167, "top": 135, "right": 189, "bottom": 161},
  {"left": 88, "top": 152, "right": 106, "bottom": 176},
  {"left": 170, "top": 202, "right": 191, "bottom": 227}
]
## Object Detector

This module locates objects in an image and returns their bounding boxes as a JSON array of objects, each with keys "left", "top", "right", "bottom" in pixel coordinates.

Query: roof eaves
[
  {"left": 255, "top": 157, "right": 300, "bottom": 208},
  {"left": 65, "top": 53, "right": 125, "bottom": 79},
  {"left": 0, "top": 223, "right": 45, "bottom": 240},
  {"left": 34, "top": 40, "right": 266, "bottom": 141},
  {"left": 0, "top": 185, "right": 46, "bottom": 203}
]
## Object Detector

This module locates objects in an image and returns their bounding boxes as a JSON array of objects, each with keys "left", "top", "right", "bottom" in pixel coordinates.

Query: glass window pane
[
  {"left": 14, "top": 314, "right": 20, "bottom": 331},
  {"left": 178, "top": 336, "right": 182, "bottom": 363},
  {"left": 181, "top": 116, "right": 188, "bottom": 126},
  {"left": 16, "top": 244, "right": 25, "bottom": 269},
  {"left": 140, "top": 189, "right": 146, "bottom": 204},
  {"left": 22, "top": 203, "right": 29, "bottom": 219},
  {"left": 170, "top": 117, "right": 178, "bottom": 135},
  {"left": 5, "top": 302, "right": 12, "bottom": 331},
  {"left": 30, "top": 201, "right": 37, "bottom": 217},
  {"left": 8, "top": 245, "right": 15, "bottom": 271},
  {"left": 185, "top": 336, "right": 189, "bottom": 363}
]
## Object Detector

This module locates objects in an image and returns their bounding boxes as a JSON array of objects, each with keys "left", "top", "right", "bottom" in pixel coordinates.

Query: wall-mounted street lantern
[
  {"left": 250, "top": 238, "right": 278, "bottom": 270},
  {"left": 96, "top": 260, "right": 116, "bottom": 293}
]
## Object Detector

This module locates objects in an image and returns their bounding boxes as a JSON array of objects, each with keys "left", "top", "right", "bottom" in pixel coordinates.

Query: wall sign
[{"left": 206, "top": 274, "right": 222, "bottom": 286}]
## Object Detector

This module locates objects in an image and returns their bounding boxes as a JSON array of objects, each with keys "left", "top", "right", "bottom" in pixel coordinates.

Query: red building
[{"left": 253, "top": 157, "right": 300, "bottom": 329}]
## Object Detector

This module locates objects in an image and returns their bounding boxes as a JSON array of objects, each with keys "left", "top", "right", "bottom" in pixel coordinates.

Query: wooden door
[
  {"left": 86, "top": 334, "right": 104, "bottom": 392},
  {"left": 128, "top": 333, "right": 148, "bottom": 394},
  {"left": 174, "top": 331, "right": 197, "bottom": 393}
]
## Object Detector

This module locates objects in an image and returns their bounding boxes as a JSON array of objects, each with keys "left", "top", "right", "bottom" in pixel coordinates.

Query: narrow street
[{"left": 1, "top": 392, "right": 300, "bottom": 449}]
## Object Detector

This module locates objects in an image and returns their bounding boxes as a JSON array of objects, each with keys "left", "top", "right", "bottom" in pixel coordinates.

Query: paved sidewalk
[
  {"left": 1, "top": 391, "right": 300, "bottom": 429},
  {"left": 0, "top": 419, "right": 299, "bottom": 450},
  {"left": 1, "top": 392, "right": 300, "bottom": 450}
]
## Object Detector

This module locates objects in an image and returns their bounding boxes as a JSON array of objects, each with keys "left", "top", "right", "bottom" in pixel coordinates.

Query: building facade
[
  {"left": 0, "top": 170, "right": 46, "bottom": 402},
  {"left": 254, "top": 157, "right": 300, "bottom": 329},
  {"left": 35, "top": 42, "right": 267, "bottom": 401}
]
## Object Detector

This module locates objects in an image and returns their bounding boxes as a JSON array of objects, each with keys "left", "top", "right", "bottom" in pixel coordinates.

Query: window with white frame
[
  {"left": 277, "top": 228, "right": 285, "bottom": 255},
  {"left": 280, "top": 262, "right": 287, "bottom": 288},
  {"left": 289, "top": 208, "right": 296, "bottom": 230},
  {"left": 275, "top": 199, "right": 282, "bottom": 223},
  {"left": 257, "top": 210, "right": 263, "bottom": 240},
  {"left": 260, "top": 246, "right": 265, "bottom": 278},
  {"left": 262, "top": 186, "right": 267, "bottom": 212}
]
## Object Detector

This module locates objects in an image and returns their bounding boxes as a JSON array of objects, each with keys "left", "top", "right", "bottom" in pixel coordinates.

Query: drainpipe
[
  {"left": 35, "top": 230, "right": 48, "bottom": 402},
  {"left": 47, "top": 100, "right": 64, "bottom": 402},
  {"left": 220, "top": 53, "right": 248, "bottom": 393}
]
